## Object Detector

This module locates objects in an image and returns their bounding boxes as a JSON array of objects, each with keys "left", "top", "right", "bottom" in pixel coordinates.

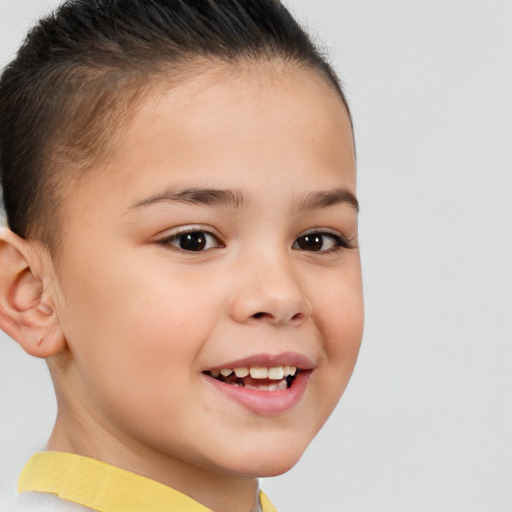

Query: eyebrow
[
  {"left": 130, "top": 186, "right": 358, "bottom": 212},
  {"left": 295, "top": 188, "right": 359, "bottom": 212},
  {"left": 130, "top": 187, "right": 247, "bottom": 209}
]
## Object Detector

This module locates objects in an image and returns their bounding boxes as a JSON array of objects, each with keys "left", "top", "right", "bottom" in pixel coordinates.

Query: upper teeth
[{"left": 212, "top": 365, "right": 297, "bottom": 380}]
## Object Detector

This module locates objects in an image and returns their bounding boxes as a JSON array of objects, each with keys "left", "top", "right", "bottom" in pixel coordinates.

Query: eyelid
[
  {"left": 299, "top": 227, "right": 344, "bottom": 237},
  {"left": 155, "top": 224, "right": 221, "bottom": 238}
]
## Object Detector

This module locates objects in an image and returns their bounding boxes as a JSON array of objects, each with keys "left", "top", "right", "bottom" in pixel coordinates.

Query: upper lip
[{"left": 205, "top": 352, "right": 314, "bottom": 372}]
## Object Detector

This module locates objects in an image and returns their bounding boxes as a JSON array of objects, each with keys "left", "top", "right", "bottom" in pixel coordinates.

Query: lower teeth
[{"left": 244, "top": 380, "right": 288, "bottom": 391}]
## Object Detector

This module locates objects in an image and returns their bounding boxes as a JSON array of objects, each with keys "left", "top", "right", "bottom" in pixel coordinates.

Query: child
[{"left": 0, "top": 0, "right": 363, "bottom": 510}]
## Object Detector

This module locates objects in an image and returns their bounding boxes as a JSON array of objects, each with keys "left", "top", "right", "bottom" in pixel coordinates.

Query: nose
[{"left": 229, "top": 255, "right": 312, "bottom": 327}]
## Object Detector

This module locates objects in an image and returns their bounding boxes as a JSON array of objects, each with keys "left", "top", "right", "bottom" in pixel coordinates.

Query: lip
[
  {"left": 206, "top": 352, "right": 314, "bottom": 372},
  {"left": 203, "top": 369, "right": 312, "bottom": 417}
]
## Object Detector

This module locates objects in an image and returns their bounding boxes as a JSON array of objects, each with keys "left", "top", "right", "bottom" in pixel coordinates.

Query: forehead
[
  {"left": 59, "top": 62, "right": 355, "bottom": 231},
  {"left": 127, "top": 63, "right": 350, "bottom": 171}
]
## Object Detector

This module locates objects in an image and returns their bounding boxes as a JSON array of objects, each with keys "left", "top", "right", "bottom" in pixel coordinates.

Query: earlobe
[{"left": 0, "top": 227, "right": 66, "bottom": 358}]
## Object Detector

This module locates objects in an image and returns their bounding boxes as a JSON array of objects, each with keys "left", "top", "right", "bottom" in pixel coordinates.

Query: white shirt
[{"left": 8, "top": 492, "right": 94, "bottom": 512}]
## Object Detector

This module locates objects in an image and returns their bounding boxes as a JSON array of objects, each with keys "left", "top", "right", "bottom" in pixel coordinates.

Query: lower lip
[{"left": 204, "top": 371, "right": 311, "bottom": 416}]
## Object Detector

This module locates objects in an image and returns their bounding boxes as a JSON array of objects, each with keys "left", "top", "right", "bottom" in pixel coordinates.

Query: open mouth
[{"left": 204, "top": 365, "right": 300, "bottom": 391}]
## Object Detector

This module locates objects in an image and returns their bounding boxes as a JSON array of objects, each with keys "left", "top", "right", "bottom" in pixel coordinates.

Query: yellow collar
[{"left": 19, "top": 452, "right": 277, "bottom": 512}]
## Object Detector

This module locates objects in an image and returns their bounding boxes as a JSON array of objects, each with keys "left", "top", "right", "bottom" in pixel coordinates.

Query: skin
[{"left": 0, "top": 62, "right": 363, "bottom": 512}]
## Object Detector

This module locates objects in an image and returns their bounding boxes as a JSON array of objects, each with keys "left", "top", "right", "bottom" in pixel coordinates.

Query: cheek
[
  {"left": 310, "top": 260, "right": 364, "bottom": 405},
  {"left": 316, "top": 259, "right": 364, "bottom": 353},
  {"left": 56, "top": 252, "right": 220, "bottom": 397}
]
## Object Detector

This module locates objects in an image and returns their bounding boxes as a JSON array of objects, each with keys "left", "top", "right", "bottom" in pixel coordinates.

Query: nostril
[{"left": 251, "top": 311, "right": 305, "bottom": 322}]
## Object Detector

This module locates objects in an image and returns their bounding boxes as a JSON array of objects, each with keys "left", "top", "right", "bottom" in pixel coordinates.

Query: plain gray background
[{"left": 1, "top": 1, "right": 511, "bottom": 511}]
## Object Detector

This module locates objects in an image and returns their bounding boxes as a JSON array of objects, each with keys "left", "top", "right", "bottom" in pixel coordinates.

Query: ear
[{"left": 0, "top": 227, "right": 66, "bottom": 358}]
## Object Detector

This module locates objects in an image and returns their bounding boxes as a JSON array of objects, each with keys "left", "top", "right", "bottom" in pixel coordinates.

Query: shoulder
[{"left": 8, "top": 492, "right": 95, "bottom": 512}]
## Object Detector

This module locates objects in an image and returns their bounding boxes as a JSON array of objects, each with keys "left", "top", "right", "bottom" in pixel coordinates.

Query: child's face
[{"left": 49, "top": 63, "right": 363, "bottom": 478}]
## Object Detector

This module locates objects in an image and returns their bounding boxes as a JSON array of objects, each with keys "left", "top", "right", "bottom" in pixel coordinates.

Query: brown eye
[
  {"left": 295, "top": 234, "right": 324, "bottom": 251},
  {"left": 179, "top": 232, "right": 207, "bottom": 251},
  {"left": 162, "top": 230, "right": 223, "bottom": 252},
  {"left": 292, "top": 232, "right": 349, "bottom": 252}
]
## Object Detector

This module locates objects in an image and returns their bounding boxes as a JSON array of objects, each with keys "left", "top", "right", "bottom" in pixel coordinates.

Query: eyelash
[{"left": 156, "top": 228, "right": 354, "bottom": 253}]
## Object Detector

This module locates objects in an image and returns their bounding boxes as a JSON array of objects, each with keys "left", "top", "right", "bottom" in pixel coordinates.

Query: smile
[
  {"left": 203, "top": 353, "right": 313, "bottom": 415},
  {"left": 204, "top": 365, "right": 298, "bottom": 391}
]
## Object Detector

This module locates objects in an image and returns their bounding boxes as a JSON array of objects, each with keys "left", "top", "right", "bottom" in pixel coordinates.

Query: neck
[{"left": 48, "top": 406, "right": 260, "bottom": 512}]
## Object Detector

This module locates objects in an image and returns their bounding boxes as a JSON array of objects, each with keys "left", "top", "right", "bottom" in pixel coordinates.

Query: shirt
[{"left": 11, "top": 452, "right": 278, "bottom": 512}]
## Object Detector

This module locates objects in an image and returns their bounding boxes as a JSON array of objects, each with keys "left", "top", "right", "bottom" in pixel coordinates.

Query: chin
[
  {"left": 218, "top": 437, "right": 309, "bottom": 478},
  {"left": 229, "top": 456, "right": 301, "bottom": 478}
]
